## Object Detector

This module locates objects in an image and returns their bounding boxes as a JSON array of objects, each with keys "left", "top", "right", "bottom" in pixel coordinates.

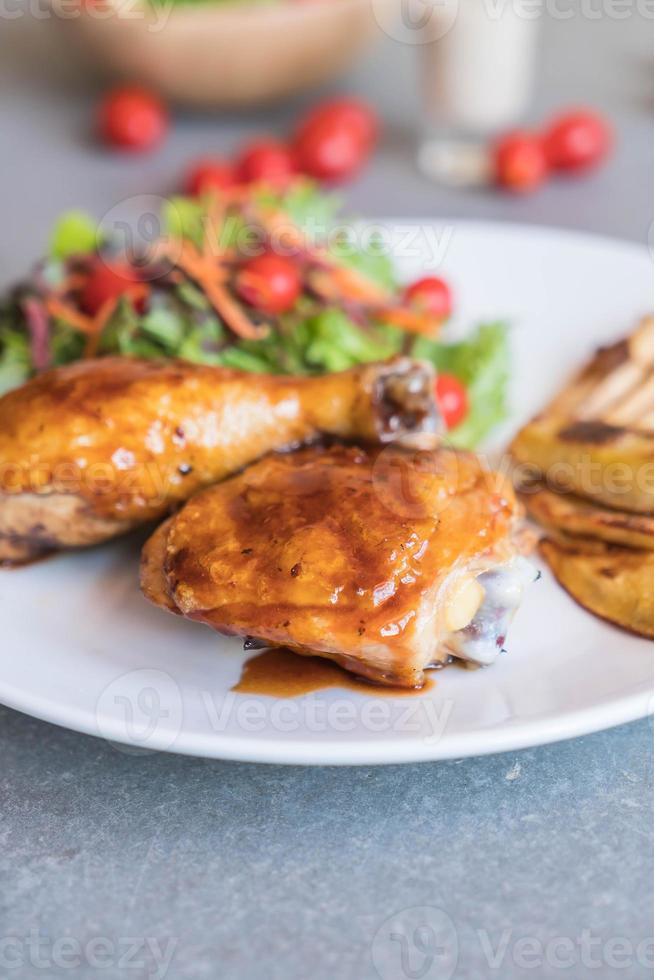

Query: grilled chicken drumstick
[
  {"left": 0, "top": 356, "right": 441, "bottom": 565},
  {"left": 142, "top": 444, "right": 534, "bottom": 687}
]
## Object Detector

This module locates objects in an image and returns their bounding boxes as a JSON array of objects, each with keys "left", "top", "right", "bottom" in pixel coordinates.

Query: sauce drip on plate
[{"left": 232, "top": 648, "right": 436, "bottom": 698}]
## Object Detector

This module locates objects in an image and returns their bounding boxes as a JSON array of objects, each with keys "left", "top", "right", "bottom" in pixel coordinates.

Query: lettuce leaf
[
  {"left": 254, "top": 180, "right": 342, "bottom": 237},
  {"left": 0, "top": 194, "right": 509, "bottom": 453},
  {"left": 329, "top": 234, "right": 397, "bottom": 292},
  {"left": 413, "top": 322, "right": 510, "bottom": 448},
  {"left": 161, "top": 197, "right": 206, "bottom": 250},
  {"left": 49, "top": 211, "right": 99, "bottom": 260},
  {"left": 199, "top": 309, "right": 403, "bottom": 376},
  {"left": 302, "top": 309, "right": 403, "bottom": 372},
  {"left": 0, "top": 327, "right": 31, "bottom": 395}
]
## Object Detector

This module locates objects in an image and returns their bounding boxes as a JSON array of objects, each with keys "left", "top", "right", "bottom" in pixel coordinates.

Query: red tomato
[
  {"left": 435, "top": 374, "right": 468, "bottom": 430},
  {"left": 403, "top": 276, "right": 452, "bottom": 320},
  {"left": 184, "top": 158, "right": 236, "bottom": 196},
  {"left": 80, "top": 260, "right": 141, "bottom": 316},
  {"left": 494, "top": 131, "right": 548, "bottom": 193},
  {"left": 543, "top": 109, "right": 612, "bottom": 172},
  {"left": 294, "top": 123, "right": 366, "bottom": 183},
  {"left": 236, "top": 140, "right": 296, "bottom": 186},
  {"left": 297, "top": 98, "right": 378, "bottom": 148},
  {"left": 235, "top": 254, "right": 301, "bottom": 315},
  {"left": 98, "top": 86, "right": 168, "bottom": 153},
  {"left": 293, "top": 98, "right": 378, "bottom": 182}
]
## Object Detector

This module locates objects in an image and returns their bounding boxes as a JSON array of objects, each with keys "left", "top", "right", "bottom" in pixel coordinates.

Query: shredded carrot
[
  {"left": 376, "top": 306, "right": 445, "bottom": 337},
  {"left": 45, "top": 298, "right": 95, "bottom": 334},
  {"left": 42, "top": 189, "right": 445, "bottom": 357},
  {"left": 172, "top": 239, "right": 268, "bottom": 341},
  {"left": 56, "top": 272, "right": 87, "bottom": 294},
  {"left": 309, "top": 265, "right": 390, "bottom": 306},
  {"left": 331, "top": 265, "right": 391, "bottom": 305},
  {"left": 251, "top": 202, "right": 392, "bottom": 306},
  {"left": 202, "top": 195, "right": 229, "bottom": 260},
  {"left": 251, "top": 206, "right": 308, "bottom": 253},
  {"left": 84, "top": 296, "right": 119, "bottom": 358}
]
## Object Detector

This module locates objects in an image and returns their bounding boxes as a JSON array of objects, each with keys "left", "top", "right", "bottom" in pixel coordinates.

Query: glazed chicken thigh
[
  {"left": 0, "top": 356, "right": 440, "bottom": 565},
  {"left": 142, "top": 444, "right": 534, "bottom": 687}
]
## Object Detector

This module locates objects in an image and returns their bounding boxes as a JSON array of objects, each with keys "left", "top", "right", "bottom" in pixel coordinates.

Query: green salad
[{"left": 0, "top": 181, "right": 509, "bottom": 448}]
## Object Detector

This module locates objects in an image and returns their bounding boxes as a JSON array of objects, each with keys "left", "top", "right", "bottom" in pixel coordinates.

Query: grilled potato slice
[
  {"left": 512, "top": 416, "right": 654, "bottom": 514},
  {"left": 540, "top": 537, "right": 654, "bottom": 638},
  {"left": 511, "top": 317, "right": 654, "bottom": 514},
  {"left": 523, "top": 485, "right": 654, "bottom": 551}
]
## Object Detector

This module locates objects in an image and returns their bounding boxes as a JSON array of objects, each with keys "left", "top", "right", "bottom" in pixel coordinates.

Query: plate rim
[{"left": 0, "top": 676, "right": 652, "bottom": 765}]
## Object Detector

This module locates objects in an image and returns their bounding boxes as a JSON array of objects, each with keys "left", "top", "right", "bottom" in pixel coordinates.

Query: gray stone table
[{"left": 2, "top": 9, "right": 654, "bottom": 980}]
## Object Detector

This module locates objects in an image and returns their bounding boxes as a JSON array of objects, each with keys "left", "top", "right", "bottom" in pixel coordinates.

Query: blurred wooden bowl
[{"left": 55, "top": 0, "right": 382, "bottom": 107}]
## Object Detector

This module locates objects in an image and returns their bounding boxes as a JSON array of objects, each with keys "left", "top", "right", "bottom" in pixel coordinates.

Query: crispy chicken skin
[
  {"left": 142, "top": 444, "right": 532, "bottom": 687},
  {"left": 0, "top": 356, "right": 441, "bottom": 565}
]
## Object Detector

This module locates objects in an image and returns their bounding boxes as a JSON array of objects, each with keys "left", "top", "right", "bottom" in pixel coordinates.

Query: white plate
[{"left": 2, "top": 220, "right": 654, "bottom": 765}]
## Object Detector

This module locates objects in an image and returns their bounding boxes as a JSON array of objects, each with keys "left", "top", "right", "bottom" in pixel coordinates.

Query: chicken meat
[
  {"left": 142, "top": 444, "right": 534, "bottom": 687},
  {"left": 0, "top": 356, "right": 441, "bottom": 565}
]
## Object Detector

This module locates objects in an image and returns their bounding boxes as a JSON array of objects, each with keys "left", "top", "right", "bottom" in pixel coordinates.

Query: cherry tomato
[
  {"left": 294, "top": 123, "right": 366, "bottom": 183},
  {"left": 297, "top": 98, "right": 378, "bottom": 149},
  {"left": 184, "top": 158, "right": 236, "bottom": 196},
  {"left": 235, "top": 254, "right": 301, "bottom": 315},
  {"left": 403, "top": 276, "right": 452, "bottom": 321},
  {"left": 435, "top": 374, "right": 468, "bottom": 430},
  {"left": 98, "top": 86, "right": 168, "bottom": 153},
  {"left": 236, "top": 140, "right": 296, "bottom": 186},
  {"left": 494, "top": 131, "right": 548, "bottom": 193},
  {"left": 80, "top": 260, "right": 141, "bottom": 316},
  {"left": 293, "top": 98, "right": 378, "bottom": 183},
  {"left": 543, "top": 109, "right": 612, "bottom": 173}
]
